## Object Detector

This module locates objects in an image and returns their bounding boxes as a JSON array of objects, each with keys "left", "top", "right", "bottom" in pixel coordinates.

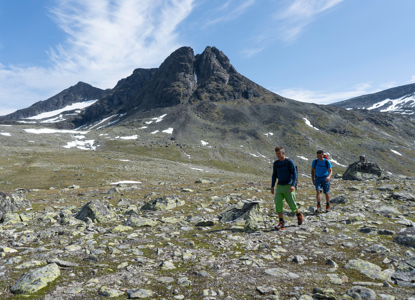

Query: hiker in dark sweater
[{"left": 271, "top": 146, "right": 303, "bottom": 230}]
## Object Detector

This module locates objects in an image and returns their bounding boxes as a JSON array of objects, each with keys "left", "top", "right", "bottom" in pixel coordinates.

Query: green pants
[{"left": 274, "top": 184, "right": 298, "bottom": 214}]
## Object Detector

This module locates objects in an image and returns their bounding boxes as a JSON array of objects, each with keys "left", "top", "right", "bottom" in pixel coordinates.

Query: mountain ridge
[{"left": 332, "top": 83, "right": 415, "bottom": 115}]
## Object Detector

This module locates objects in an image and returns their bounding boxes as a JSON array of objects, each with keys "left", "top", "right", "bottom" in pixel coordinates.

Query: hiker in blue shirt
[
  {"left": 271, "top": 146, "right": 303, "bottom": 230},
  {"left": 311, "top": 150, "right": 333, "bottom": 213}
]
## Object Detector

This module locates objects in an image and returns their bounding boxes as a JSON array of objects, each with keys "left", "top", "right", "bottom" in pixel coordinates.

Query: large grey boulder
[
  {"left": 343, "top": 158, "right": 383, "bottom": 181},
  {"left": 0, "top": 191, "right": 30, "bottom": 220},
  {"left": 391, "top": 257, "right": 415, "bottom": 287},
  {"left": 219, "top": 202, "right": 265, "bottom": 229},
  {"left": 10, "top": 263, "right": 60, "bottom": 294},
  {"left": 140, "top": 196, "right": 185, "bottom": 211},
  {"left": 391, "top": 192, "right": 415, "bottom": 202},
  {"left": 75, "top": 200, "right": 115, "bottom": 223},
  {"left": 394, "top": 227, "right": 415, "bottom": 247},
  {"left": 346, "top": 286, "right": 376, "bottom": 300},
  {"left": 330, "top": 195, "right": 349, "bottom": 204}
]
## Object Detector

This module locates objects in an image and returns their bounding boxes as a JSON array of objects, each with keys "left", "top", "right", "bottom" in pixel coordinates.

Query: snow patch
[
  {"left": 0, "top": 132, "right": 11, "bottom": 136},
  {"left": 162, "top": 128, "right": 174, "bottom": 134},
  {"left": 391, "top": 149, "right": 403, "bottom": 156},
  {"left": 264, "top": 132, "right": 273, "bottom": 137},
  {"left": 120, "top": 135, "right": 138, "bottom": 140},
  {"left": 201, "top": 140, "right": 209, "bottom": 146},
  {"left": 110, "top": 181, "right": 141, "bottom": 185},
  {"left": 303, "top": 118, "right": 319, "bottom": 130},
  {"left": 63, "top": 139, "right": 96, "bottom": 151},
  {"left": 27, "top": 100, "right": 98, "bottom": 120},
  {"left": 297, "top": 156, "right": 308, "bottom": 161}
]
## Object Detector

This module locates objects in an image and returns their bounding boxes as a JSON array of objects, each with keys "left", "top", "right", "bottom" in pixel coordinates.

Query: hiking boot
[
  {"left": 297, "top": 213, "right": 304, "bottom": 226},
  {"left": 326, "top": 204, "right": 330, "bottom": 213},
  {"left": 275, "top": 220, "right": 285, "bottom": 231},
  {"left": 316, "top": 204, "right": 322, "bottom": 213}
]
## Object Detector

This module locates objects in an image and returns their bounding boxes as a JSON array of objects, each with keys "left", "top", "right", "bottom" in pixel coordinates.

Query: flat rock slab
[
  {"left": 394, "top": 227, "right": 415, "bottom": 247},
  {"left": 127, "top": 288, "right": 153, "bottom": 298},
  {"left": 10, "top": 263, "right": 60, "bottom": 294},
  {"left": 264, "top": 268, "right": 300, "bottom": 279},
  {"left": 345, "top": 259, "right": 393, "bottom": 282},
  {"left": 47, "top": 258, "right": 79, "bottom": 267}
]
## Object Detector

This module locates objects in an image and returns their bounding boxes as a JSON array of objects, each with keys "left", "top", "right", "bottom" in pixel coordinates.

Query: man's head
[
  {"left": 317, "top": 149, "right": 324, "bottom": 160},
  {"left": 275, "top": 146, "right": 285, "bottom": 161}
]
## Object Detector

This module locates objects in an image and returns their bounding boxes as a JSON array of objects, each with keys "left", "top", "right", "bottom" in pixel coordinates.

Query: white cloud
[
  {"left": 204, "top": 0, "right": 256, "bottom": 27},
  {"left": 276, "top": 83, "right": 373, "bottom": 104},
  {"left": 274, "top": 0, "right": 344, "bottom": 43},
  {"left": 241, "top": 0, "right": 344, "bottom": 57},
  {"left": 411, "top": 76, "right": 415, "bottom": 83},
  {"left": 0, "top": 0, "right": 194, "bottom": 116}
]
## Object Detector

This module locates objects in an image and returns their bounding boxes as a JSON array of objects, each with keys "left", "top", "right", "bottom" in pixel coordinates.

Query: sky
[{"left": 1, "top": 0, "right": 415, "bottom": 116}]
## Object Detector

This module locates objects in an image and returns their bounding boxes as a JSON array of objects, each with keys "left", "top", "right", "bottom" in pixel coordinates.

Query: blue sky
[{"left": 1, "top": 0, "right": 415, "bottom": 115}]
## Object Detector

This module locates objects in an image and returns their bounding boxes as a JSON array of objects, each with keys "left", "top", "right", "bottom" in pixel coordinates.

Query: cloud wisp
[
  {"left": 274, "top": 0, "right": 344, "bottom": 43},
  {"left": 241, "top": 0, "right": 344, "bottom": 57},
  {"left": 0, "top": 0, "right": 194, "bottom": 116},
  {"left": 277, "top": 83, "right": 374, "bottom": 104}
]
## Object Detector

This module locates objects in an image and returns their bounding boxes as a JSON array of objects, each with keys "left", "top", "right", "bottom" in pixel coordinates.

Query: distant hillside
[
  {"left": 332, "top": 83, "right": 415, "bottom": 115},
  {"left": 0, "top": 82, "right": 110, "bottom": 121}
]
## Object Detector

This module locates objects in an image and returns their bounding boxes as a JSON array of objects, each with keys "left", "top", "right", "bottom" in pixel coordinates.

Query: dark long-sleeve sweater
[{"left": 271, "top": 158, "right": 297, "bottom": 188}]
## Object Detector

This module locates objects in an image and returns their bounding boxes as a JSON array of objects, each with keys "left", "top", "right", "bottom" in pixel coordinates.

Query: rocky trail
[{"left": 1, "top": 174, "right": 415, "bottom": 299}]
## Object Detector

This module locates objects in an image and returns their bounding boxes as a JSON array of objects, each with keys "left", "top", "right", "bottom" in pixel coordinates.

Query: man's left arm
[
  {"left": 289, "top": 160, "right": 297, "bottom": 192},
  {"left": 326, "top": 161, "right": 333, "bottom": 182}
]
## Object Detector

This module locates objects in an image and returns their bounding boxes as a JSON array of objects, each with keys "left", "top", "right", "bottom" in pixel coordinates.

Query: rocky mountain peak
[{"left": 194, "top": 46, "right": 235, "bottom": 85}]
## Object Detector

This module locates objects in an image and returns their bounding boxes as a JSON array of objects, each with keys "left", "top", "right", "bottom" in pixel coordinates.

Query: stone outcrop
[
  {"left": 394, "top": 227, "right": 415, "bottom": 247},
  {"left": 342, "top": 157, "right": 384, "bottom": 181},
  {"left": 0, "top": 191, "right": 30, "bottom": 220},
  {"left": 218, "top": 201, "right": 265, "bottom": 229},
  {"left": 75, "top": 200, "right": 115, "bottom": 223},
  {"left": 140, "top": 196, "right": 185, "bottom": 211}
]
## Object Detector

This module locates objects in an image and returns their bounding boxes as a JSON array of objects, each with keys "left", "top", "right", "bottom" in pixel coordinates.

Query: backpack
[
  {"left": 277, "top": 158, "right": 298, "bottom": 190},
  {"left": 312, "top": 158, "right": 330, "bottom": 170}
]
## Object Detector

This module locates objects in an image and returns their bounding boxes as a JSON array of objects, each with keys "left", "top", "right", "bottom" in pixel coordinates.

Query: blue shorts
[{"left": 314, "top": 177, "right": 330, "bottom": 194}]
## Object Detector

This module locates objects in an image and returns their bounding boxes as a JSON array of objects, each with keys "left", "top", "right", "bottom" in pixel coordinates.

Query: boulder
[
  {"left": 344, "top": 259, "right": 393, "bottom": 282},
  {"left": 0, "top": 191, "right": 31, "bottom": 220},
  {"left": 342, "top": 158, "right": 383, "bottom": 181},
  {"left": 391, "top": 257, "right": 415, "bottom": 287},
  {"left": 346, "top": 286, "right": 376, "bottom": 300},
  {"left": 391, "top": 192, "right": 415, "bottom": 202},
  {"left": 140, "top": 196, "right": 185, "bottom": 211},
  {"left": 10, "top": 263, "right": 60, "bottom": 294},
  {"left": 330, "top": 195, "right": 350, "bottom": 204},
  {"left": 75, "top": 200, "right": 115, "bottom": 223},
  {"left": 218, "top": 202, "right": 265, "bottom": 229},
  {"left": 394, "top": 227, "right": 415, "bottom": 247}
]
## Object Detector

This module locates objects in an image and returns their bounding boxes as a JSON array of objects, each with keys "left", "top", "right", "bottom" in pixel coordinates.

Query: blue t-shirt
[{"left": 312, "top": 159, "right": 332, "bottom": 177}]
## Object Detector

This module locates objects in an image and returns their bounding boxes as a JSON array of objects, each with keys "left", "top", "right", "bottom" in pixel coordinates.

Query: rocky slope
[
  {"left": 332, "top": 83, "right": 415, "bottom": 115},
  {"left": 0, "top": 136, "right": 415, "bottom": 299},
  {"left": 0, "top": 82, "right": 110, "bottom": 121}
]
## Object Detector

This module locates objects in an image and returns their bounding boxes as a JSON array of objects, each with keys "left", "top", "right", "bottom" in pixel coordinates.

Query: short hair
[
  {"left": 275, "top": 146, "right": 285, "bottom": 153},
  {"left": 317, "top": 150, "right": 324, "bottom": 154}
]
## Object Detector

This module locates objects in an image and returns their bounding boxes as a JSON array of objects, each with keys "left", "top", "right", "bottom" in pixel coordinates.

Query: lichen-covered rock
[
  {"left": 110, "top": 225, "right": 133, "bottom": 233},
  {"left": 75, "top": 200, "right": 115, "bottom": 223},
  {"left": 346, "top": 286, "right": 376, "bottom": 300},
  {"left": 2, "top": 213, "right": 22, "bottom": 225},
  {"left": 344, "top": 259, "right": 393, "bottom": 282},
  {"left": 127, "top": 288, "right": 153, "bottom": 299},
  {"left": 219, "top": 202, "right": 265, "bottom": 229},
  {"left": 99, "top": 286, "right": 124, "bottom": 297},
  {"left": 394, "top": 227, "right": 415, "bottom": 247},
  {"left": 343, "top": 160, "right": 383, "bottom": 181},
  {"left": 140, "top": 196, "right": 185, "bottom": 211},
  {"left": 0, "top": 191, "right": 30, "bottom": 220},
  {"left": 391, "top": 257, "right": 415, "bottom": 287},
  {"left": 125, "top": 215, "right": 158, "bottom": 227},
  {"left": 10, "top": 263, "right": 60, "bottom": 294}
]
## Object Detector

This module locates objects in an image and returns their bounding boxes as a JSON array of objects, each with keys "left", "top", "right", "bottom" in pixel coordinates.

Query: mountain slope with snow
[{"left": 332, "top": 83, "right": 415, "bottom": 115}]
